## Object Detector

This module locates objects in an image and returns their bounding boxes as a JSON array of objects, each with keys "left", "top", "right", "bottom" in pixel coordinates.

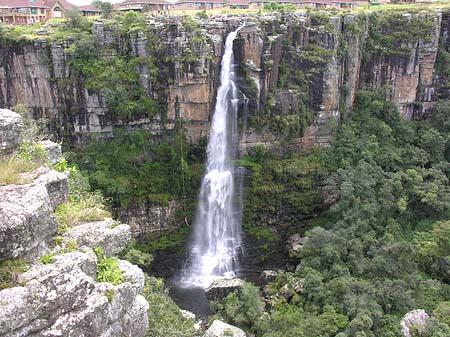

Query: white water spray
[{"left": 181, "top": 28, "right": 243, "bottom": 288}]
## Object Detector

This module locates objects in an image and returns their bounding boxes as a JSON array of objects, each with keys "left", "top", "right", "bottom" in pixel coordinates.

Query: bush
[
  {"left": 55, "top": 193, "right": 110, "bottom": 233},
  {"left": 142, "top": 276, "right": 196, "bottom": 337},
  {"left": 0, "top": 157, "right": 37, "bottom": 186},
  {"left": 212, "top": 282, "right": 265, "bottom": 333},
  {"left": 0, "top": 259, "right": 28, "bottom": 289},
  {"left": 94, "top": 246, "right": 124, "bottom": 285}
]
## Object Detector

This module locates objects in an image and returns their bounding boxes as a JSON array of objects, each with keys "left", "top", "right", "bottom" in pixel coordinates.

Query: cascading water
[{"left": 181, "top": 28, "right": 243, "bottom": 288}]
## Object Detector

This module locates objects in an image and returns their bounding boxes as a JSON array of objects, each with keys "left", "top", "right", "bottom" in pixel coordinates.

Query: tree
[{"left": 100, "top": 2, "right": 113, "bottom": 19}]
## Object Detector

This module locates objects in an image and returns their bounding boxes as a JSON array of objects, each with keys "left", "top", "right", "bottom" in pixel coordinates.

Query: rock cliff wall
[
  {"left": 0, "top": 110, "right": 148, "bottom": 337},
  {"left": 0, "top": 10, "right": 448, "bottom": 150}
]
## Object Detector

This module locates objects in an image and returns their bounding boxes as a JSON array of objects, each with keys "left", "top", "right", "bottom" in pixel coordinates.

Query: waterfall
[{"left": 181, "top": 28, "right": 243, "bottom": 288}]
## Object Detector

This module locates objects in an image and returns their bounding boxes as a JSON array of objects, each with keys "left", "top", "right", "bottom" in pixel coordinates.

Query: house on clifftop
[
  {"left": 0, "top": 0, "right": 99, "bottom": 25},
  {"left": 115, "top": 0, "right": 174, "bottom": 13}
]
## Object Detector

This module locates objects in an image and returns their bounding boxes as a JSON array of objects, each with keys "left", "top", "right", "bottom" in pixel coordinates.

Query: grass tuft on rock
[{"left": 55, "top": 193, "right": 110, "bottom": 233}]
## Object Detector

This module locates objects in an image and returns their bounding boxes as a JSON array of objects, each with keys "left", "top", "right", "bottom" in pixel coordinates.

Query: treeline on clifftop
[{"left": 212, "top": 90, "right": 450, "bottom": 337}]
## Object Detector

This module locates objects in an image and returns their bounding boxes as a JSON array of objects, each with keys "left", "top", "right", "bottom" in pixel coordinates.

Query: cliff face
[
  {"left": 0, "top": 10, "right": 448, "bottom": 150},
  {"left": 0, "top": 110, "right": 148, "bottom": 337}
]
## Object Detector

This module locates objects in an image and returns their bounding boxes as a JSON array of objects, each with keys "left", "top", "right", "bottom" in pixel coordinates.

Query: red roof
[
  {"left": 0, "top": 0, "right": 77, "bottom": 9},
  {"left": 78, "top": 5, "right": 102, "bottom": 11},
  {"left": 116, "top": 0, "right": 172, "bottom": 5},
  {"left": 175, "top": 0, "right": 224, "bottom": 4}
]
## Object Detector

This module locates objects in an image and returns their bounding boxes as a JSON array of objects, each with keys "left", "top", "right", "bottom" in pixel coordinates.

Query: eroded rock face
[
  {"left": 205, "top": 278, "right": 245, "bottom": 301},
  {"left": 0, "top": 182, "right": 57, "bottom": 261},
  {"left": 0, "top": 12, "right": 445, "bottom": 151},
  {"left": 203, "top": 320, "right": 246, "bottom": 337},
  {"left": 0, "top": 249, "right": 148, "bottom": 337},
  {"left": 119, "top": 200, "right": 180, "bottom": 237},
  {"left": 0, "top": 169, "right": 68, "bottom": 261},
  {"left": 39, "top": 140, "right": 62, "bottom": 165},
  {"left": 0, "top": 109, "right": 23, "bottom": 153}
]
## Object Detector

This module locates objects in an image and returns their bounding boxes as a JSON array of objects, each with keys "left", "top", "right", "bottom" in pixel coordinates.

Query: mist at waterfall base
[{"left": 179, "top": 28, "right": 244, "bottom": 291}]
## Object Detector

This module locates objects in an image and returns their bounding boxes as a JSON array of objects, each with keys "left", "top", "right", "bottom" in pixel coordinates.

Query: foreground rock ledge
[
  {"left": 205, "top": 278, "right": 245, "bottom": 301},
  {"left": 0, "top": 249, "right": 148, "bottom": 337}
]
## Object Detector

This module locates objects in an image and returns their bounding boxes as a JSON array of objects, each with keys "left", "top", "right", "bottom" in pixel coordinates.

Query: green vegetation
[
  {"left": 134, "top": 225, "right": 192, "bottom": 255},
  {"left": 142, "top": 276, "right": 196, "bottom": 337},
  {"left": 242, "top": 147, "right": 329, "bottom": 260},
  {"left": 366, "top": 12, "right": 435, "bottom": 57},
  {"left": 0, "top": 260, "right": 28, "bottom": 290},
  {"left": 212, "top": 282, "right": 265, "bottom": 333},
  {"left": 264, "top": 2, "right": 296, "bottom": 13},
  {"left": 55, "top": 193, "right": 110, "bottom": 233},
  {"left": 69, "top": 130, "right": 205, "bottom": 219},
  {"left": 228, "top": 90, "right": 450, "bottom": 336},
  {"left": 0, "top": 104, "right": 49, "bottom": 186},
  {"left": 94, "top": 246, "right": 124, "bottom": 285}
]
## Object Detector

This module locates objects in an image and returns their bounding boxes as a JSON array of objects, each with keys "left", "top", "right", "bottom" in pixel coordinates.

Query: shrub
[
  {"left": 55, "top": 193, "right": 110, "bottom": 233},
  {"left": 0, "top": 157, "right": 36, "bottom": 186},
  {"left": 0, "top": 260, "right": 28, "bottom": 289},
  {"left": 212, "top": 282, "right": 265, "bottom": 333},
  {"left": 94, "top": 246, "right": 124, "bottom": 285},
  {"left": 142, "top": 276, "right": 196, "bottom": 337}
]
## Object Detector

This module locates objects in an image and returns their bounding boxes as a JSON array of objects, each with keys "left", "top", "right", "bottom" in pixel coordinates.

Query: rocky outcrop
[
  {"left": 39, "top": 140, "right": 62, "bottom": 165},
  {"left": 286, "top": 234, "right": 307, "bottom": 258},
  {"left": 205, "top": 278, "right": 245, "bottom": 301},
  {"left": 0, "top": 109, "right": 23, "bottom": 153},
  {"left": 0, "top": 169, "right": 68, "bottom": 261},
  {"left": 259, "top": 270, "right": 277, "bottom": 286},
  {"left": 203, "top": 320, "right": 246, "bottom": 337},
  {"left": 0, "top": 249, "right": 148, "bottom": 337},
  {"left": 119, "top": 200, "right": 180, "bottom": 237},
  {"left": 60, "top": 218, "right": 131, "bottom": 256}
]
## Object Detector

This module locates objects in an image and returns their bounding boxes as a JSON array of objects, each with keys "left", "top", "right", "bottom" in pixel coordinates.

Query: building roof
[
  {"left": 175, "top": 0, "right": 224, "bottom": 4},
  {"left": 0, "top": 0, "right": 77, "bottom": 9},
  {"left": 116, "top": 0, "right": 173, "bottom": 6},
  {"left": 78, "top": 5, "right": 102, "bottom": 11},
  {"left": 224, "top": 0, "right": 251, "bottom": 5}
]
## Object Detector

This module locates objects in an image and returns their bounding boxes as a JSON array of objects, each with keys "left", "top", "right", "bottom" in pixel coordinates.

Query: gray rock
[
  {"left": 203, "top": 320, "right": 246, "bottom": 337},
  {"left": 0, "top": 109, "right": 23, "bottom": 153},
  {"left": 259, "top": 270, "right": 277, "bottom": 286},
  {"left": 0, "top": 183, "right": 57, "bottom": 261},
  {"left": 0, "top": 249, "right": 148, "bottom": 337},
  {"left": 401, "top": 309, "right": 430, "bottom": 337},
  {"left": 61, "top": 218, "right": 131, "bottom": 257},
  {"left": 39, "top": 140, "right": 62, "bottom": 165},
  {"left": 180, "top": 309, "right": 196, "bottom": 320},
  {"left": 286, "top": 234, "right": 307, "bottom": 258},
  {"left": 205, "top": 278, "right": 245, "bottom": 301},
  {"left": 35, "top": 169, "right": 69, "bottom": 208}
]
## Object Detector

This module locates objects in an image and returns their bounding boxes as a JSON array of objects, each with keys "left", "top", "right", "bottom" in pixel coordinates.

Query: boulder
[
  {"left": 0, "top": 183, "right": 57, "bottom": 261},
  {"left": 0, "top": 168, "right": 68, "bottom": 261},
  {"left": 286, "top": 234, "right": 307, "bottom": 258},
  {"left": 259, "top": 270, "right": 277, "bottom": 286},
  {"left": 35, "top": 169, "right": 69, "bottom": 208},
  {"left": 61, "top": 218, "right": 131, "bottom": 257},
  {"left": 203, "top": 320, "right": 246, "bottom": 337},
  {"left": 39, "top": 140, "right": 62, "bottom": 165},
  {"left": 180, "top": 309, "right": 196, "bottom": 320},
  {"left": 0, "top": 250, "right": 148, "bottom": 337},
  {"left": 401, "top": 309, "right": 430, "bottom": 337},
  {"left": 205, "top": 278, "right": 245, "bottom": 301},
  {"left": 0, "top": 109, "right": 23, "bottom": 153}
]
